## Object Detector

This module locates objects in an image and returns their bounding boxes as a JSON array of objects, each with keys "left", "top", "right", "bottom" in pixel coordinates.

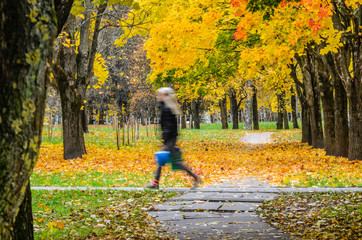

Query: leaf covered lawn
[
  {"left": 33, "top": 190, "right": 177, "bottom": 240},
  {"left": 258, "top": 192, "right": 362, "bottom": 240},
  {"left": 34, "top": 126, "right": 362, "bottom": 188}
]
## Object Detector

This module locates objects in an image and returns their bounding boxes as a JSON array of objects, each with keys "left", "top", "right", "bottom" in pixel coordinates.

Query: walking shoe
[
  {"left": 145, "top": 180, "right": 159, "bottom": 189},
  {"left": 191, "top": 176, "right": 203, "bottom": 189}
]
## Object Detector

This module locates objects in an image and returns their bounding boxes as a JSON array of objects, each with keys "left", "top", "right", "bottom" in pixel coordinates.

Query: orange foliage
[{"left": 36, "top": 138, "right": 362, "bottom": 187}]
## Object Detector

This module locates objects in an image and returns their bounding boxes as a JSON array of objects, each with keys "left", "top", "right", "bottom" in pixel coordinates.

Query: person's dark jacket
[{"left": 160, "top": 102, "right": 178, "bottom": 142}]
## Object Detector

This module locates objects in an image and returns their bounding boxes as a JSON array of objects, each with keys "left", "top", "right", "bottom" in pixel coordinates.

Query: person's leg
[
  {"left": 178, "top": 163, "right": 198, "bottom": 180},
  {"left": 155, "top": 166, "right": 162, "bottom": 181},
  {"left": 146, "top": 166, "right": 161, "bottom": 189},
  {"left": 168, "top": 140, "right": 202, "bottom": 187},
  {"left": 146, "top": 152, "right": 167, "bottom": 189}
]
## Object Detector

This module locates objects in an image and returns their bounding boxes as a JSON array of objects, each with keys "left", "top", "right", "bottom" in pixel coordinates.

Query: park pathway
[
  {"left": 148, "top": 132, "right": 287, "bottom": 240},
  {"left": 146, "top": 132, "right": 360, "bottom": 240},
  {"left": 149, "top": 177, "right": 293, "bottom": 240}
]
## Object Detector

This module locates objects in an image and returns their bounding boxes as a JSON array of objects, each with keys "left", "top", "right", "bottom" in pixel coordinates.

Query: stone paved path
[
  {"left": 147, "top": 178, "right": 362, "bottom": 240},
  {"left": 241, "top": 132, "right": 272, "bottom": 144},
  {"left": 148, "top": 178, "right": 294, "bottom": 240}
]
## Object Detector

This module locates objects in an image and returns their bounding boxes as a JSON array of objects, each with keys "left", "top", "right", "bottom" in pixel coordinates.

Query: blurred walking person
[{"left": 146, "top": 87, "right": 202, "bottom": 189}]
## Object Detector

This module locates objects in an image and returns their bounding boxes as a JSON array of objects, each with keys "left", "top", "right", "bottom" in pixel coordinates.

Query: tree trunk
[
  {"left": 348, "top": 89, "right": 362, "bottom": 160},
  {"left": 334, "top": 77, "right": 349, "bottom": 157},
  {"left": 244, "top": 81, "right": 253, "bottom": 130},
  {"left": 88, "top": 103, "right": 95, "bottom": 124},
  {"left": 297, "top": 53, "right": 324, "bottom": 149},
  {"left": 81, "top": 108, "right": 89, "bottom": 133},
  {"left": 276, "top": 94, "right": 284, "bottom": 130},
  {"left": 290, "top": 87, "right": 299, "bottom": 128},
  {"left": 99, "top": 107, "right": 105, "bottom": 124},
  {"left": 54, "top": 1, "right": 105, "bottom": 159},
  {"left": 290, "top": 63, "right": 310, "bottom": 143},
  {"left": 252, "top": 86, "right": 259, "bottom": 130},
  {"left": 306, "top": 81, "right": 324, "bottom": 149},
  {"left": 301, "top": 103, "right": 311, "bottom": 143},
  {"left": 181, "top": 114, "right": 187, "bottom": 129},
  {"left": 58, "top": 83, "right": 87, "bottom": 159},
  {"left": 192, "top": 99, "right": 200, "bottom": 129},
  {"left": 316, "top": 59, "right": 336, "bottom": 155},
  {"left": 219, "top": 96, "right": 228, "bottom": 129},
  {"left": 0, "top": 0, "right": 57, "bottom": 237},
  {"left": 12, "top": 182, "right": 34, "bottom": 240},
  {"left": 329, "top": 0, "right": 361, "bottom": 160},
  {"left": 283, "top": 110, "right": 289, "bottom": 129},
  {"left": 229, "top": 88, "right": 239, "bottom": 129}
]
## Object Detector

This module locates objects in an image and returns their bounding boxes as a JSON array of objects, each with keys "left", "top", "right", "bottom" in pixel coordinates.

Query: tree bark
[
  {"left": 290, "top": 87, "right": 299, "bottom": 128},
  {"left": 334, "top": 77, "right": 349, "bottom": 157},
  {"left": 0, "top": 0, "right": 57, "bottom": 237},
  {"left": 297, "top": 53, "right": 324, "bottom": 149},
  {"left": 252, "top": 86, "right": 259, "bottom": 130},
  {"left": 192, "top": 98, "right": 201, "bottom": 129},
  {"left": 181, "top": 114, "right": 187, "bottom": 129},
  {"left": 276, "top": 94, "right": 284, "bottom": 130},
  {"left": 54, "top": 0, "right": 75, "bottom": 35},
  {"left": 58, "top": 79, "right": 87, "bottom": 159},
  {"left": 316, "top": 58, "right": 336, "bottom": 155},
  {"left": 283, "top": 110, "right": 289, "bottom": 129},
  {"left": 329, "top": 2, "right": 361, "bottom": 160},
  {"left": 82, "top": 108, "right": 89, "bottom": 133},
  {"left": 290, "top": 63, "right": 311, "bottom": 143},
  {"left": 244, "top": 81, "right": 253, "bottom": 130},
  {"left": 229, "top": 88, "right": 239, "bottom": 129},
  {"left": 219, "top": 96, "right": 228, "bottom": 129},
  {"left": 348, "top": 88, "right": 362, "bottom": 160},
  {"left": 12, "top": 183, "right": 33, "bottom": 240},
  {"left": 99, "top": 107, "right": 105, "bottom": 124}
]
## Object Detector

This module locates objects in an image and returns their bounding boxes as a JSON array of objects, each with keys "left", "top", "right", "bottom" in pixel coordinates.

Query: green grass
[
  {"left": 31, "top": 171, "right": 190, "bottom": 188},
  {"left": 42, "top": 122, "right": 300, "bottom": 146},
  {"left": 283, "top": 172, "right": 362, "bottom": 187},
  {"left": 33, "top": 190, "right": 177, "bottom": 239}
]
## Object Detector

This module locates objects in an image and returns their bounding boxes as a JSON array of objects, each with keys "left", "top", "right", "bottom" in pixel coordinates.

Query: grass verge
[
  {"left": 31, "top": 171, "right": 190, "bottom": 188},
  {"left": 33, "top": 190, "right": 178, "bottom": 240}
]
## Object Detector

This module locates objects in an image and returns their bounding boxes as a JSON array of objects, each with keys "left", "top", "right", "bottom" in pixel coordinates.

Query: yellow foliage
[{"left": 93, "top": 53, "right": 109, "bottom": 89}]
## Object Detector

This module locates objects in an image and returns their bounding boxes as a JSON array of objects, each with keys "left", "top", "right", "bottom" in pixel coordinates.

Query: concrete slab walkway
[
  {"left": 147, "top": 178, "right": 362, "bottom": 240},
  {"left": 149, "top": 178, "right": 291, "bottom": 240}
]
